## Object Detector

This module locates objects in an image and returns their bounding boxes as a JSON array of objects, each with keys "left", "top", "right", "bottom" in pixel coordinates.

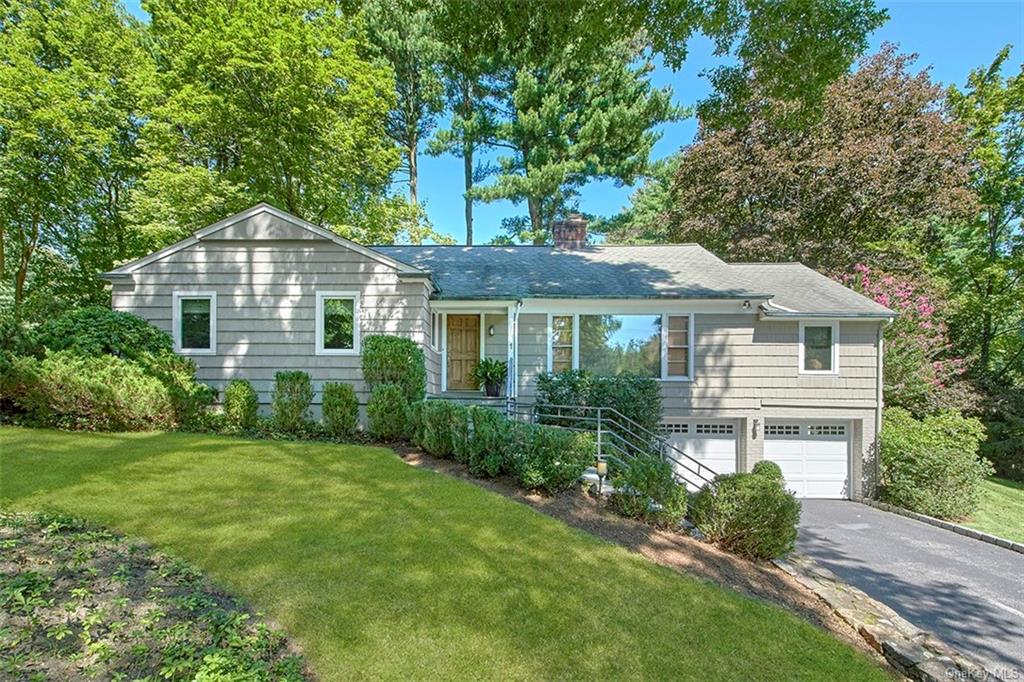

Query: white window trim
[
  {"left": 799, "top": 320, "right": 840, "bottom": 375},
  {"left": 545, "top": 312, "right": 694, "bottom": 382},
  {"left": 315, "top": 291, "right": 361, "bottom": 356},
  {"left": 430, "top": 312, "right": 441, "bottom": 350},
  {"left": 172, "top": 291, "right": 217, "bottom": 355},
  {"left": 661, "top": 313, "right": 695, "bottom": 382}
]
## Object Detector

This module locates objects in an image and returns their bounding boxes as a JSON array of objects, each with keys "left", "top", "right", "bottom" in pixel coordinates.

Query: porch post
[{"left": 506, "top": 303, "right": 516, "bottom": 404}]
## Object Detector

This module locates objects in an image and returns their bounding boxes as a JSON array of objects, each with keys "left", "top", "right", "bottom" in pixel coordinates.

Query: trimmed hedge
[
  {"left": 322, "top": 382, "right": 359, "bottom": 437},
  {"left": 224, "top": 379, "right": 259, "bottom": 429},
  {"left": 361, "top": 335, "right": 426, "bottom": 403},
  {"left": 880, "top": 407, "right": 991, "bottom": 519},
  {"left": 271, "top": 371, "right": 313, "bottom": 434},
  {"left": 610, "top": 454, "right": 687, "bottom": 527},
  {"left": 367, "top": 384, "right": 408, "bottom": 441},
  {"left": 691, "top": 473, "right": 801, "bottom": 560},
  {"left": 414, "top": 400, "right": 594, "bottom": 493},
  {"left": 535, "top": 369, "right": 663, "bottom": 435},
  {"left": 2, "top": 351, "right": 175, "bottom": 431}
]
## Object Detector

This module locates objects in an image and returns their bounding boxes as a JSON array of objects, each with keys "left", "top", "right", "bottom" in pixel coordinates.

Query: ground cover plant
[
  {"left": 0, "top": 427, "right": 890, "bottom": 681},
  {"left": 0, "top": 510, "right": 306, "bottom": 681}
]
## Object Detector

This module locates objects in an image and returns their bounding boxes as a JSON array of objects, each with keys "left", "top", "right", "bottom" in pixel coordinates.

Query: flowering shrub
[{"left": 841, "top": 264, "right": 977, "bottom": 415}]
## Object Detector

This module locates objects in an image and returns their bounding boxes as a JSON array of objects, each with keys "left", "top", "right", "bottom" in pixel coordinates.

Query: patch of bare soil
[{"left": 397, "top": 446, "right": 880, "bottom": 659}]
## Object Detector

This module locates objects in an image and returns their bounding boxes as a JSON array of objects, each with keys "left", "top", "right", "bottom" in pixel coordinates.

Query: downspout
[
  {"left": 873, "top": 320, "right": 889, "bottom": 498},
  {"left": 508, "top": 299, "right": 522, "bottom": 413}
]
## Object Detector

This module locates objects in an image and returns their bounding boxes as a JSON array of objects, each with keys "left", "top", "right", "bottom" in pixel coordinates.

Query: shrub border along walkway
[
  {"left": 861, "top": 499, "right": 1024, "bottom": 555},
  {"left": 775, "top": 554, "right": 995, "bottom": 682}
]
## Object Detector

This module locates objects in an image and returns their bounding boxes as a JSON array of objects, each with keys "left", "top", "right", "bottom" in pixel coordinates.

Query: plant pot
[{"left": 484, "top": 382, "right": 502, "bottom": 398}]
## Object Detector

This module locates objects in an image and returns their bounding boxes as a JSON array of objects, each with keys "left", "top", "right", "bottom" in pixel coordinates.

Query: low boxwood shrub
[
  {"left": 690, "top": 473, "right": 801, "bottom": 560},
  {"left": 271, "top": 371, "right": 313, "bottom": 433},
  {"left": 36, "top": 306, "right": 173, "bottom": 360},
  {"left": 420, "top": 400, "right": 463, "bottom": 458},
  {"left": 361, "top": 335, "right": 426, "bottom": 403},
  {"left": 367, "top": 383, "right": 408, "bottom": 441},
  {"left": 224, "top": 379, "right": 259, "bottom": 429},
  {"left": 510, "top": 424, "right": 595, "bottom": 493},
  {"left": 880, "top": 407, "right": 991, "bottom": 519},
  {"left": 322, "top": 382, "right": 359, "bottom": 437},
  {"left": 751, "top": 460, "right": 784, "bottom": 482},
  {"left": 466, "top": 406, "right": 511, "bottom": 477},
  {"left": 407, "top": 400, "right": 427, "bottom": 445},
  {"left": 610, "top": 454, "right": 688, "bottom": 528},
  {"left": 3, "top": 351, "right": 175, "bottom": 431}
]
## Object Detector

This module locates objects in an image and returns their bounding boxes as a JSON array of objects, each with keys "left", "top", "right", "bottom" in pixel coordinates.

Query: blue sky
[{"left": 123, "top": 0, "right": 1021, "bottom": 244}]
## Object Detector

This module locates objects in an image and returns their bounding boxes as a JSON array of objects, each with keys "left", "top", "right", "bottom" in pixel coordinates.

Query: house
[{"left": 101, "top": 203, "right": 895, "bottom": 500}]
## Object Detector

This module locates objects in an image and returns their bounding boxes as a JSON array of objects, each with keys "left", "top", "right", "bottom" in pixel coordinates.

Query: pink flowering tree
[{"left": 840, "top": 264, "right": 978, "bottom": 416}]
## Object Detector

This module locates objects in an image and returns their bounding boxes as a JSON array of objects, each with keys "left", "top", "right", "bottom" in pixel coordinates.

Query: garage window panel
[
  {"left": 659, "top": 422, "right": 689, "bottom": 435},
  {"left": 766, "top": 424, "right": 801, "bottom": 437},
  {"left": 695, "top": 423, "right": 734, "bottom": 435},
  {"left": 808, "top": 424, "right": 846, "bottom": 436}
]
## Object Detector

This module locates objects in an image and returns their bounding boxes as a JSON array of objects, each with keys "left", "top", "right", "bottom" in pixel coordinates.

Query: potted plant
[{"left": 471, "top": 358, "right": 508, "bottom": 397}]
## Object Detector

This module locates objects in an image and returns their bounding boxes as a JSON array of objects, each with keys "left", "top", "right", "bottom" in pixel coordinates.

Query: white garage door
[
  {"left": 665, "top": 421, "right": 738, "bottom": 486},
  {"left": 764, "top": 422, "right": 850, "bottom": 499}
]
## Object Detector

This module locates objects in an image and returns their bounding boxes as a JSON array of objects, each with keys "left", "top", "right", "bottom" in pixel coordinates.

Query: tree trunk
[
  {"left": 528, "top": 197, "right": 544, "bottom": 244},
  {"left": 408, "top": 131, "right": 419, "bottom": 206},
  {"left": 463, "top": 141, "right": 473, "bottom": 245}
]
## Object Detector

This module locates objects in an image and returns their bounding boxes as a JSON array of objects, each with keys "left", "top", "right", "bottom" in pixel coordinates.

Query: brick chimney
[{"left": 552, "top": 213, "right": 588, "bottom": 249}]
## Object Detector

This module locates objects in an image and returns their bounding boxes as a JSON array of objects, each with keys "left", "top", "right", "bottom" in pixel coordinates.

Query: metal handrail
[{"left": 507, "top": 402, "right": 718, "bottom": 490}]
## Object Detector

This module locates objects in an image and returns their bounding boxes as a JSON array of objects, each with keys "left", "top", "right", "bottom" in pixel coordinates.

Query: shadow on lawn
[{"left": 1, "top": 429, "right": 888, "bottom": 680}]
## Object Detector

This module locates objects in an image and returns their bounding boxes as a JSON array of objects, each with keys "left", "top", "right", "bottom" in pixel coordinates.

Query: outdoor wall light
[
  {"left": 752, "top": 418, "right": 760, "bottom": 439},
  {"left": 488, "top": 325, "right": 496, "bottom": 336},
  {"left": 596, "top": 459, "right": 608, "bottom": 493}
]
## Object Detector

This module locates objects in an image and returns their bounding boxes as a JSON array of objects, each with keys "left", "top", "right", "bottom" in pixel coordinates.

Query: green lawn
[
  {"left": 0, "top": 428, "right": 889, "bottom": 681},
  {"left": 963, "top": 477, "right": 1024, "bottom": 544}
]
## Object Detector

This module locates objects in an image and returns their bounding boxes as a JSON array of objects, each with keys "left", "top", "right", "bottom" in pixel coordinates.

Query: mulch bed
[{"left": 396, "top": 446, "right": 882, "bottom": 660}]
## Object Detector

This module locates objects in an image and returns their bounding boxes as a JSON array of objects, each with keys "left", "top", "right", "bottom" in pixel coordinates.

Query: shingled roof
[
  {"left": 374, "top": 244, "right": 894, "bottom": 317},
  {"left": 375, "top": 244, "right": 769, "bottom": 300}
]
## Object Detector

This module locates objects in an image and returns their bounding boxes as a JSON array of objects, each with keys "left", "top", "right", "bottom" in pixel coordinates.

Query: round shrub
[
  {"left": 4, "top": 351, "right": 175, "bottom": 431},
  {"left": 751, "top": 460, "right": 784, "bottom": 482},
  {"left": 361, "top": 335, "right": 426, "bottom": 403},
  {"left": 880, "top": 407, "right": 991, "bottom": 519},
  {"left": 271, "top": 371, "right": 313, "bottom": 434},
  {"left": 322, "top": 382, "right": 358, "bottom": 437},
  {"left": 690, "top": 473, "right": 801, "bottom": 560},
  {"left": 36, "top": 306, "right": 172, "bottom": 360},
  {"left": 511, "top": 425, "right": 595, "bottom": 493},
  {"left": 610, "top": 454, "right": 688, "bottom": 527},
  {"left": 367, "top": 383, "right": 408, "bottom": 441},
  {"left": 406, "top": 400, "right": 427, "bottom": 445},
  {"left": 224, "top": 379, "right": 259, "bottom": 429}
]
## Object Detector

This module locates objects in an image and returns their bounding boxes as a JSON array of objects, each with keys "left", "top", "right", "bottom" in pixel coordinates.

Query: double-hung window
[
  {"left": 547, "top": 313, "right": 693, "bottom": 381},
  {"left": 799, "top": 321, "right": 839, "bottom": 374},
  {"left": 316, "top": 291, "right": 360, "bottom": 355},
  {"left": 172, "top": 292, "right": 216, "bottom": 354}
]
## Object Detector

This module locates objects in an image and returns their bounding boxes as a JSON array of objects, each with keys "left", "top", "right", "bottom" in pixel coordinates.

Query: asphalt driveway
[{"left": 797, "top": 500, "right": 1024, "bottom": 678}]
